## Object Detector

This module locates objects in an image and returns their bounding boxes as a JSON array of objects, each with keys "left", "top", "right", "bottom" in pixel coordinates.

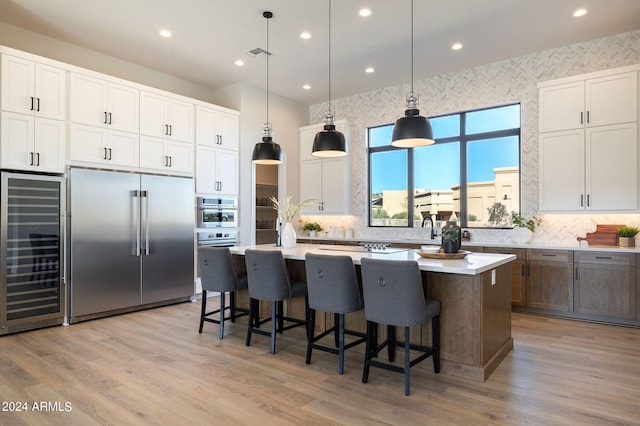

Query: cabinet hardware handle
[
  {"left": 165, "top": 124, "right": 169, "bottom": 135},
  {"left": 541, "top": 253, "right": 556, "bottom": 257},
  {"left": 108, "top": 148, "right": 112, "bottom": 160},
  {"left": 103, "top": 147, "right": 108, "bottom": 160},
  {"left": 595, "top": 256, "right": 612, "bottom": 260},
  {"left": 36, "top": 98, "right": 40, "bottom": 112},
  {"left": 108, "top": 112, "right": 112, "bottom": 125},
  {"left": 29, "top": 152, "right": 34, "bottom": 166},
  {"left": 580, "top": 111, "right": 583, "bottom": 124},
  {"left": 580, "top": 194, "right": 584, "bottom": 207},
  {"left": 36, "top": 152, "right": 40, "bottom": 166},
  {"left": 521, "top": 264, "right": 525, "bottom": 276},
  {"left": 587, "top": 194, "right": 590, "bottom": 207},
  {"left": 30, "top": 96, "right": 34, "bottom": 111},
  {"left": 164, "top": 156, "right": 168, "bottom": 167},
  {"left": 104, "top": 111, "right": 108, "bottom": 124},
  {"left": 575, "top": 267, "right": 578, "bottom": 280},
  {"left": 586, "top": 111, "right": 590, "bottom": 123},
  {"left": 168, "top": 156, "right": 172, "bottom": 167},
  {"left": 169, "top": 124, "right": 173, "bottom": 136}
]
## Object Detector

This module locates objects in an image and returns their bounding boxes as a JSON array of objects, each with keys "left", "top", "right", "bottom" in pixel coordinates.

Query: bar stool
[
  {"left": 244, "top": 249, "right": 309, "bottom": 354},
  {"left": 198, "top": 247, "right": 249, "bottom": 339},
  {"left": 360, "top": 257, "right": 440, "bottom": 396},
  {"left": 304, "top": 253, "right": 366, "bottom": 374}
]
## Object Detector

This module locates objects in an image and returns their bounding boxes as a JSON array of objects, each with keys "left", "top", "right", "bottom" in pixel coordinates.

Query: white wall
[{"left": 305, "top": 29, "right": 640, "bottom": 245}]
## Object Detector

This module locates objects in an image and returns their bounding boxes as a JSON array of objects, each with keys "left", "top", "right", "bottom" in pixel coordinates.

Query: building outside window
[{"left": 368, "top": 103, "right": 521, "bottom": 228}]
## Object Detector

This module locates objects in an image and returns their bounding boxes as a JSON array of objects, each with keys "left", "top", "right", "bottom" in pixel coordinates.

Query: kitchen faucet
[{"left": 421, "top": 215, "right": 435, "bottom": 239}]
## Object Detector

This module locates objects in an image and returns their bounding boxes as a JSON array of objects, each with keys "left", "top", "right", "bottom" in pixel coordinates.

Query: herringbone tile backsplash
[{"left": 302, "top": 30, "right": 640, "bottom": 246}]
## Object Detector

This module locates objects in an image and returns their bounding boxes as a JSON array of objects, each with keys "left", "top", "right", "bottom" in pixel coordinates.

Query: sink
[{"left": 318, "top": 245, "right": 409, "bottom": 254}]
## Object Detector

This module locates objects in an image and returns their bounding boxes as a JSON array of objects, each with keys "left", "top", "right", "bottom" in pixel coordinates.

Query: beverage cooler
[{"left": 0, "top": 172, "right": 65, "bottom": 335}]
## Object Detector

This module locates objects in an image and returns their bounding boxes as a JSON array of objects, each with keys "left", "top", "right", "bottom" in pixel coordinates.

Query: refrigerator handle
[
  {"left": 141, "top": 190, "right": 150, "bottom": 255},
  {"left": 133, "top": 190, "right": 141, "bottom": 256}
]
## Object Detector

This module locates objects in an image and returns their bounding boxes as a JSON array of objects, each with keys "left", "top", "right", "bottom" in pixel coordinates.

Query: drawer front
[
  {"left": 575, "top": 251, "right": 634, "bottom": 266},
  {"left": 484, "top": 247, "right": 525, "bottom": 260},
  {"left": 527, "top": 249, "right": 572, "bottom": 263}
]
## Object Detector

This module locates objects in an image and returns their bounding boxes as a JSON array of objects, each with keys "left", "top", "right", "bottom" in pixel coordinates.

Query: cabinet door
[
  {"left": 299, "top": 126, "right": 317, "bottom": 162},
  {"left": 538, "top": 81, "right": 584, "bottom": 132},
  {"left": 70, "top": 73, "right": 107, "bottom": 126},
  {"left": 300, "top": 159, "right": 323, "bottom": 213},
  {"left": 586, "top": 72, "right": 638, "bottom": 127},
  {"left": 195, "top": 106, "right": 218, "bottom": 147},
  {"left": 165, "top": 140, "right": 193, "bottom": 173},
  {"left": 33, "top": 117, "right": 66, "bottom": 173},
  {"left": 586, "top": 123, "right": 637, "bottom": 211},
  {"left": 166, "top": 98, "right": 193, "bottom": 143},
  {"left": 140, "top": 91, "right": 167, "bottom": 138},
  {"left": 108, "top": 82, "right": 139, "bottom": 133},
  {"left": 217, "top": 149, "right": 238, "bottom": 195},
  {"left": 35, "top": 63, "right": 66, "bottom": 120},
  {"left": 139, "top": 135, "right": 168, "bottom": 169},
  {"left": 69, "top": 123, "right": 108, "bottom": 164},
  {"left": 217, "top": 111, "right": 239, "bottom": 151},
  {"left": 107, "top": 130, "right": 139, "bottom": 167},
  {"left": 527, "top": 261, "right": 574, "bottom": 312},
  {"left": 1, "top": 54, "right": 34, "bottom": 115},
  {"left": 195, "top": 145, "right": 218, "bottom": 194},
  {"left": 0, "top": 112, "right": 33, "bottom": 169},
  {"left": 322, "top": 157, "right": 349, "bottom": 214},
  {"left": 575, "top": 263, "right": 635, "bottom": 319},
  {"left": 539, "top": 129, "right": 585, "bottom": 211}
]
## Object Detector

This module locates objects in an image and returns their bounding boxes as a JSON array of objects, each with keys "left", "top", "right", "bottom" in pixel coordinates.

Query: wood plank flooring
[{"left": 1, "top": 300, "right": 639, "bottom": 425}]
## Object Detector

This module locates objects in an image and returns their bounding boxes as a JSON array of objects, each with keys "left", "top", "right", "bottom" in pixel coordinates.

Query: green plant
[
  {"left": 511, "top": 211, "right": 540, "bottom": 232},
  {"left": 617, "top": 225, "right": 639, "bottom": 237},
  {"left": 302, "top": 222, "right": 323, "bottom": 232},
  {"left": 441, "top": 223, "right": 460, "bottom": 242}
]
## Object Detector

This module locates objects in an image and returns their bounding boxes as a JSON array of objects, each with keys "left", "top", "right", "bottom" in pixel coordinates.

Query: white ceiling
[{"left": 1, "top": 0, "right": 639, "bottom": 106}]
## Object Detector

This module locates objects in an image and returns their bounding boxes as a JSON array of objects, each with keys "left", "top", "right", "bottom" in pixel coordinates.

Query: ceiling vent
[{"left": 248, "top": 47, "right": 272, "bottom": 57}]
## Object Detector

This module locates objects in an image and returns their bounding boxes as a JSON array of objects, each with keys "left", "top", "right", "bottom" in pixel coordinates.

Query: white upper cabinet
[
  {"left": 69, "top": 123, "right": 139, "bottom": 168},
  {"left": 299, "top": 120, "right": 352, "bottom": 215},
  {"left": 538, "top": 66, "right": 639, "bottom": 212},
  {"left": 139, "top": 135, "right": 193, "bottom": 175},
  {"left": 69, "top": 72, "right": 139, "bottom": 133},
  {"left": 195, "top": 105, "right": 239, "bottom": 150},
  {"left": 1, "top": 54, "right": 66, "bottom": 120},
  {"left": 539, "top": 70, "right": 638, "bottom": 132},
  {"left": 140, "top": 91, "right": 194, "bottom": 143}
]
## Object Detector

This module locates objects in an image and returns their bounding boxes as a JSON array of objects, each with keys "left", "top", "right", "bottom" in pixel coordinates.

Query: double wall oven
[{"left": 197, "top": 197, "right": 238, "bottom": 247}]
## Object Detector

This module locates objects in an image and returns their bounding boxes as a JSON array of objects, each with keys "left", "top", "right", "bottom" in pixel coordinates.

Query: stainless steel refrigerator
[{"left": 68, "top": 168, "right": 194, "bottom": 322}]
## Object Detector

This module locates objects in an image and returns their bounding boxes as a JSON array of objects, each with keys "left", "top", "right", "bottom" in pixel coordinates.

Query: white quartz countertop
[{"left": 230, "top": 244, "right": 515, "bottom": 276}]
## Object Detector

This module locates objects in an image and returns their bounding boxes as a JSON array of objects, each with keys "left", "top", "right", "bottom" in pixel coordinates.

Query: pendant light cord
[
  {"left": 328, "top": 0, "right": 332, "bottom": 115},
  {"left": 266, "top": 12, "right": 270, "bottom": 126},
  {"left": 410, "top": 0, "right": 414, "bottom": 95}
]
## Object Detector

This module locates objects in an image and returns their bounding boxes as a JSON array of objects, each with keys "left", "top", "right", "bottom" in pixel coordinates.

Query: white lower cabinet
[
  {"left": 195, "top": 145, "right": 238, "bottom": 196},
  {"left": 139, "top": 135, "right": 193, "bottom": 174},
  {"left": 539, "top": 122, "right": 638, "bottom": 212},
  {"left": 1, "top": 112, "right": 65, "bottom": 173},
  {"left": 69, "top": 123, "right": 139, "bottom": 168}
]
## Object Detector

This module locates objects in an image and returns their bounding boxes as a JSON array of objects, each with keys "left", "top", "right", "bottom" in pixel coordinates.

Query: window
[{"left": 368, "top": 103, "right": 520, "bottom": 228}]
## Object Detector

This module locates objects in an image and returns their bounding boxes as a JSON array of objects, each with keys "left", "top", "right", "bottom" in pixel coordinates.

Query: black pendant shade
[
  {"left": 252, "top": 135, "right": 283, "bottom": 165},
  {"left": 312, "top": 121, "right": 347, "bottom": 157},
  {"left": 391, "top": 108, "right": 434, "bottom": 148}
]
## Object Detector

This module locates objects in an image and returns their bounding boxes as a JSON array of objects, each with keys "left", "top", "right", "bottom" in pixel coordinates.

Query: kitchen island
[{"left": 230, "top": 244, "right": 515, "bottom": 382}]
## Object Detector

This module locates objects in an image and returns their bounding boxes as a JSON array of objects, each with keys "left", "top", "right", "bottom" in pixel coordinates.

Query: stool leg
[
  {"left": 338, "top": 313, "right": 345, "bottom": 375},
  {"left": 218, "top": 292, "right": 226, "bottom": 339},
  {"left": 245, "top": 297, "right": 255, "bottom": 346},
  {"left": 270, "top": 301, "right": 277, "bottom": 354},
  {"left": 334, "top": 313, "right": 340, "bottom": 348},
  {"left": 362, "top": 320, "right": 373, "bottom": 383},
  {"left": 198, "top": 290, "right": 207, "bottom": 333},
  {"left": 387, "top": 325, "right": 395, "bottom": 362},
  {"left": 229, "top": 291, "right": 236, "bottom": 321},
  {"left": 432, "top": 315, "right": 441, "bottom": 373},
  {"left": 306, "top": 309, "right": 316, "bottom": 365},
  {"left": 277, "top": 300, "right": 284, "bottom": 334},
  {"left": 404, "top": 326, "right": 411, "bottom": 396}
]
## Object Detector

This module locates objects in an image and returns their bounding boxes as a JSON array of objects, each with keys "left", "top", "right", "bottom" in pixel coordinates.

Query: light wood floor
[{"left": 1, "top": 300, "right": 640, "bottom": 425}]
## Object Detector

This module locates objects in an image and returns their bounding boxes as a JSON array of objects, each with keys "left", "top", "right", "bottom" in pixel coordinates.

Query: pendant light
[
  {"left": 391, "top": 0, "right": 434, "bottom": 148},
  {"left": 252, "top": 11, "right": 283, "bottom": 165},
  {"left": 312, "top": 0, "right": 347, "bottom": 157}
]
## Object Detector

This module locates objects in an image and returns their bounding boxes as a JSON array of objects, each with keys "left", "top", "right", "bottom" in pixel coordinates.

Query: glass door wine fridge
[{"left": 1, "top": 172, "right": 65, "bottom": 335}]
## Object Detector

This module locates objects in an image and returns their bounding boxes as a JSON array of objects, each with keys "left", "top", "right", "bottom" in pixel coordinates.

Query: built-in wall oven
[
  {"left": 197, "top": 229, "right": 238, "bottom": 247},
  {"left": 197, "top": 197, "right": 238, "bottom": 228}
]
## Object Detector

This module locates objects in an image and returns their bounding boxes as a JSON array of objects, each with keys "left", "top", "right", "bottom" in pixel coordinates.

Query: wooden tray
[
  {"left": 577, "top": 224, "right": 624, "bottom": 246},
  {"left": 416, "top": 250, "right": 471, "bottom": 259}
]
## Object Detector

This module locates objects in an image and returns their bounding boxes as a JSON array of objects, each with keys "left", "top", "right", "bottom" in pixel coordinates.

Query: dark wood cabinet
[
  {"left": 574, "top": 251, "right": 636, "bottom": 319},
  {"left": 484, "top": 247, "right": 526, "bottom": 306},
  {"left": 526, "top": 249, "right": 574, "bottom": 312}
]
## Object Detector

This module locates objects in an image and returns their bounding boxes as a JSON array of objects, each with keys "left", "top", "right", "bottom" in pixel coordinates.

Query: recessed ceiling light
[
  {"left": 159, "top": 29, "right": 172, "bottom": 38},
  {"left": 365, "top": 67, "right": 375, "bottom": 74},
  {"left": 573, "top": 8, "right": 588, "bottom": 17},
  {"left": 300, "top": 31, "right": 312, "bottom": 40},
  {"left": 234, "top": 60, "right": 245, "bottom": 67},
  {"left": 303, "top": 84, "right": 311, "bottom": 90},
  {"left": 451, "top": 42, "right": 463, "bottom": 50},
  {"left": 359, "top": 8, "right": 372, "bottom": 17}
]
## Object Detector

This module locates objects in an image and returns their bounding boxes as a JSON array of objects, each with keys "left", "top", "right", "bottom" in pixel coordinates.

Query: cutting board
[{"left": 577, "top": 224, "right": 624, "bottom": 246}]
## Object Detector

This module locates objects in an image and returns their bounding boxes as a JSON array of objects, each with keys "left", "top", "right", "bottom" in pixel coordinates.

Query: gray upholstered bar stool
[
  {"left": 360, "top": 257, "right": 440, "bottom": 396},
  {"left": 198, "top": 247, "right": 249, "bottom": 339},
  {"left": 244, "top": 249, "right": 309, "bottom": 354},
  {"left": 304, "top": 253, "right": 366, "bottom": 374}
]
